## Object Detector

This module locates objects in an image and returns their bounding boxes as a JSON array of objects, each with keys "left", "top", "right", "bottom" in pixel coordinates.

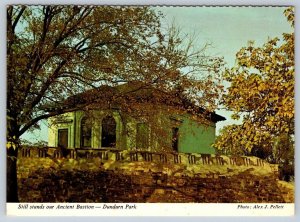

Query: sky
[
  {"left": 158, "top": 6, "right": 293, "bottom": 133},
  {"left": 21, "top": 6, "right": 294, "bottom": 143}
]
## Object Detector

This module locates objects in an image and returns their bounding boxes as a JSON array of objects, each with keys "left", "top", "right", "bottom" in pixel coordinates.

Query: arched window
[
  {"left": 102, "top": 116, "right": 116, "bottom": 147},
  {"left": 81, "top": 117, "right": 92, "bottom": 147}
]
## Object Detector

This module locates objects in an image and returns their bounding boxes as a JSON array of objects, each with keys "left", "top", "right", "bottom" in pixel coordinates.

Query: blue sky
[
  {"left": 159, "top": 6, "right": 293, "bottom": 133},
  {"left": 21, "top": 6, "right": 294, "bottom": 142}
]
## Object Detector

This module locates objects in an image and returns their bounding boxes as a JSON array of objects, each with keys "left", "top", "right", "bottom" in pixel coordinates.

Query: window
[
  {"left": 136, "top": 123, "right": 149, "bottom": 150},
  {"left": 172, "top": 127, "right": 179, "bottom": 152},
  {"left": 102, "top": 116, "right": 116, "bottom": 147},
  {"left": 81, "top": 117, "right": 92, "bottom": 147}
]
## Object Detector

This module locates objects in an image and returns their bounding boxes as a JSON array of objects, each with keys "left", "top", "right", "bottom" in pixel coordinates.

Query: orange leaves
[
  {"left": 284, "top": 7, "right": 294, "bottom": 27},
  {"left": 217, "top": 8, "right": 294, "bottom": 155},
  {"left": 8, "top": 5, "right": 224, "bottom": 142},
  {"left": 223, "top": 27, "right": 294, "bottom": 135}
]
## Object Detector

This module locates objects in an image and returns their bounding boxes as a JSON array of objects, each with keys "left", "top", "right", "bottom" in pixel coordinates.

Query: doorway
[{"left": 58, "top": 129, "right": 69, "bottom": 157}]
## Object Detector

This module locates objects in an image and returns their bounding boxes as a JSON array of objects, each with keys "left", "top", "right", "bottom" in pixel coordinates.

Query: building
[{"left": 48, "top": 82, "right": 225, "bottom": 154}]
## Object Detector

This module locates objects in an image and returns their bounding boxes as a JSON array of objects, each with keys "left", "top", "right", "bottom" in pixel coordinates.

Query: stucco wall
[
  {"left": 48, "top": 110, "right": 125, "bottom": 149},
  {"left": 48, "top": 112, "right": 75, "bottom": 147},
  {"left": 48, "top": 110, "right": 218, "bottom": 154},
  {"left": 178, "top": 116, "right": 216, "bottom": 154}
]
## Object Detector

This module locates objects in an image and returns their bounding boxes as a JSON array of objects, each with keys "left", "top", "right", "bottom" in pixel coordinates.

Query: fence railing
[{"left": 19, "top": 146, "right": 270, "bottom": 168}]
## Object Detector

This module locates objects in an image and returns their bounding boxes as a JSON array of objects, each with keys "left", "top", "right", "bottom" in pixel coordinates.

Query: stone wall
[{"left": 17, "top": 147, "right": 294, "bottom": 203}]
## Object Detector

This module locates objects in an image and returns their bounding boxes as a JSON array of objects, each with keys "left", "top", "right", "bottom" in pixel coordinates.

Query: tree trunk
[{"left": 7, "top": 146, "right": 19, "bottom": 202}]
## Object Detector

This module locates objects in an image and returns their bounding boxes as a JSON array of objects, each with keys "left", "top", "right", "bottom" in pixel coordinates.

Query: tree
[
  {"left": 214, "top": 124, "right": 273, "bottom": 156},
  {"left": 7, "top": 5, "right": 224, "bottom": 202},
  {"left": 214, "top": 7, "right": 294, "bottom": 180}
]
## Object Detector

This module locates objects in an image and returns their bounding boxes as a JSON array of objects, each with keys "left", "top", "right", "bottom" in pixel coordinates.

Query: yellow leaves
[
  {"left": 284, "top": 7, "right": 294, "bottom": 27},
  {"left": 264, "top": 65, "right": 271, "bottom": 73},
  {"left": 218, "top": 8, "right": 294, "bottom": 155},
  {"left": 257, "top": 82, "right": 266, "bottom": 91},
  {"left": 281, "top": 111, "right": 294, "bottom": 119},
  {"left": 253, "top": 135, "right": 259, "bottom": 142},
  {"left": 231, "top": 113, "right": 240, "bottom": 120},
  {"left": 6, "top": 141, "right": 17, "bottom": 150},
  {"left": 8, "top": 5, "right": 227, "bottom": 141},
  {"left": 222, "top": 24, "right": 294, "bottom": 133}
]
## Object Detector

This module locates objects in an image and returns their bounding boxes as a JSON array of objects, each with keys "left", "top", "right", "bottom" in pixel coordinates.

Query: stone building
[{"left": 48, "top": 82, "right": 225, "bottom": 154}]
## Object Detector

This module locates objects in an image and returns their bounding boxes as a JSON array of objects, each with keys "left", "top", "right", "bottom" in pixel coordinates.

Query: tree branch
[{"left": 12, "top": 6, "right": 26, "bottom": 32}]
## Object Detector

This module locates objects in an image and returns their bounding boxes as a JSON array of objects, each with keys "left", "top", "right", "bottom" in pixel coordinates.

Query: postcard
[{"left": 6, "top": 4, "right": 294, "bottom": 216}]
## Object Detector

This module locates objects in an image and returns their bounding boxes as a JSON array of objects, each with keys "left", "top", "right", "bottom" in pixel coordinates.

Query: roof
[{"left": 47, "top": 81, "right": 226, "bottom": 123}]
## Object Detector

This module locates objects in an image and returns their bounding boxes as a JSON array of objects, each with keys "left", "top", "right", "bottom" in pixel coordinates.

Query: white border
[
  {"left": 1, "top": 0, "right": 299, "bottom": 221},
  {"left": 6, "top": 203, "right": 295, "bottom": 216}
]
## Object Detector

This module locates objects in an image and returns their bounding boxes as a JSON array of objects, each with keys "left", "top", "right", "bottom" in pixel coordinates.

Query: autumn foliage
[
  {"left": 7, "top": 6, "right": 223, "bottom": 142},
  {"left": 214, "top": 8, "right": 294, "bottom": 175},
  {"left": 7, "top": 5, "right": 224, "bottom": 201}
]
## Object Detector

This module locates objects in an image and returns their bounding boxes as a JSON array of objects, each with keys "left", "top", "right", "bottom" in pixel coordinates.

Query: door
[
  {"left": 172, "top": 127, "right": 179, "bottom": 152},
  {"left": 58, "top": 129, "right": 68, "bottom": 149},
  {"left": 101, "top": 116, "right": 116, "bottom": 147}
]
